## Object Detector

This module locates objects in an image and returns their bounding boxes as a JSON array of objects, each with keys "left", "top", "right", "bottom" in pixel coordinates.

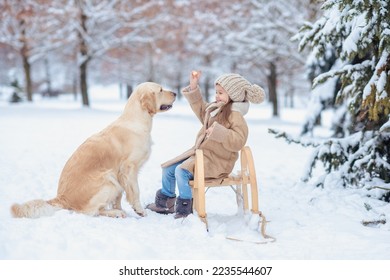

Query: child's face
[{"left": 215, "top": 84, "right": 230, "bottom": 103}]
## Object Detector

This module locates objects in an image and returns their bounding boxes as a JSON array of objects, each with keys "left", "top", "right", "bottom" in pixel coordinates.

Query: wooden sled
[{"left": 189, "top": 146, "right": 275, "bottom": 243}]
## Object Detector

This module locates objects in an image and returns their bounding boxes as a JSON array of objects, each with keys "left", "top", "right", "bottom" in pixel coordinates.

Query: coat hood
[{"left": 232, "top": 101, "right": 249, "bottom": 116}]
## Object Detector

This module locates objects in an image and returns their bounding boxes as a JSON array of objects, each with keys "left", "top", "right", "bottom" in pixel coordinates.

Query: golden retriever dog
[{"left": 11, "top": 82, "right": 176, "bottom": 219}]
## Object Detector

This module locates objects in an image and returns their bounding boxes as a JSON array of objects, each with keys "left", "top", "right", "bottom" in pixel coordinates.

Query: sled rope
[
  {"left": 258, "top": 211, "right": 276, "bottom": 242},
  {"left": 226, "top": 212, "right": 276, "bottom": 244}
]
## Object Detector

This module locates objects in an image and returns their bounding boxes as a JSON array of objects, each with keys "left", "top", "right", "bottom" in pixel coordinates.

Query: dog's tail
[{"left": 11, "top": 198, "right": 62, "bottom": 218}]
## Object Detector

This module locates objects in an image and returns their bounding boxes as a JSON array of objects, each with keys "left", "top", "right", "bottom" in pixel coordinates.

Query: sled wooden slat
[{"left": 189, "top": 146, "right": 260, "bottom": 222}]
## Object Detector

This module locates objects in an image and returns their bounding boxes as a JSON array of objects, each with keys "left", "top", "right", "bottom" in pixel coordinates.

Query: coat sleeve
[
  {"left": 207, "top": 112, "right": 248, "bottom": 152},
  {"left": 182, "top": 85, "right": 208, "bottom": 124}
]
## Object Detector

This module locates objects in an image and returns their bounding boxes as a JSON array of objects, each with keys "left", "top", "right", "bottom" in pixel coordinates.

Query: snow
[{"left": 0, "top": 86, "right": 389, "bottom": 261}]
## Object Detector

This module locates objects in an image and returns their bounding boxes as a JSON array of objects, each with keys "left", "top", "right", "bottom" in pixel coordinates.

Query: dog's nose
[{"left": 171, "top": 91, "right": 177, "bottom": 97}]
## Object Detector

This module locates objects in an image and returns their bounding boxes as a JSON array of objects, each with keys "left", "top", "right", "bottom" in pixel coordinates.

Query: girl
[{"left": 147, "top": 71, "right": 265, "bottom": 218}]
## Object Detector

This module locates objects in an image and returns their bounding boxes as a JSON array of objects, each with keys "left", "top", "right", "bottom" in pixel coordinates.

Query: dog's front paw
[
  {"left": 134, "top": 208, "right": 146, "bottom": 217},
  {"left": 116, "top": 210, "right": 127, "bottom": 218}
]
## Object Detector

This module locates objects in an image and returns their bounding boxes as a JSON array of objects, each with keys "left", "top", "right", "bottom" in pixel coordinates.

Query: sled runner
[{"left": 189, "top": 146, "right": 275, "bottom": 243}]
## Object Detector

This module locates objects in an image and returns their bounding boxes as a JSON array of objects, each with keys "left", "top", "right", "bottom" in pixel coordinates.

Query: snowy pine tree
[
  {"left": 299, "top": 44, "right": 340, "bottom": 136},
  {"left": 287, "top": 0, "right": 390, "bottom": 200}
]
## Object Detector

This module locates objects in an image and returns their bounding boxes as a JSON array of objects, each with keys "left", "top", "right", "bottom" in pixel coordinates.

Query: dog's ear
[{"left": 140, "top": 91, "right": 157, "bottom": 116}]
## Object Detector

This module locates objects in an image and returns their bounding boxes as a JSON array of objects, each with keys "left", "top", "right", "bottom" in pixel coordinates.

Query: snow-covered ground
[{"left": 0, "top": 86, "right": 389, "bottom": 261}]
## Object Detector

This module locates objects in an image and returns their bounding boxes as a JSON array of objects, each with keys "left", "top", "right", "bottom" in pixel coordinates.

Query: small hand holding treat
[{"left": 190, "top": 70, "right": 201, "bottom": 90}]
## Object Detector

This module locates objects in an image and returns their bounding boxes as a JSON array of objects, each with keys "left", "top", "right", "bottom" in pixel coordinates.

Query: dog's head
[{"left": 133, "top": 82, "right": 176, "bottom": 116}]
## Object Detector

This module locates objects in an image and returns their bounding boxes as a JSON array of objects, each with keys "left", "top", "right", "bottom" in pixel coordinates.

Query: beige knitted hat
[{"left": 215, "top": 73, "right": 265, "bottom": 104}]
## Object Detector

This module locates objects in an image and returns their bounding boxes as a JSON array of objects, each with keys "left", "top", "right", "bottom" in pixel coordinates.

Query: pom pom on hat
[
  {"left": 215, "top": 73, "right": 265, "bottom": 104},
  {"left": 246, "top": 84, "right": 265, "bottom": 104}
]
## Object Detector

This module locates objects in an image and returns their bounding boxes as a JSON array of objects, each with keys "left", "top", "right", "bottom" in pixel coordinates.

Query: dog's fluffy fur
[{"left": 11, "top": 82, "right": 176, "bottom": 219}]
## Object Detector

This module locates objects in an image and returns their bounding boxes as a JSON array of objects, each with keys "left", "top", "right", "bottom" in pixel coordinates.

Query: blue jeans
[{"left": 161, "top": 159, "right": 194, "bottom": 199}]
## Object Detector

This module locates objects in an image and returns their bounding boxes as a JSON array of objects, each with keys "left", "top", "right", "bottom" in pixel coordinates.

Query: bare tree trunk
[
  {"left": 267, "top": 61, "right": 278, "bottom": 117},
  {"left": 22, "top": 51, "right": 33, "bottom": 102},
  {"left": 176, "top": 71, "right": 182, "bottom": 100},
  {"left": 204, "top": 75, "right": 210, "bottom": 102},
  {"left": 73, "top": 73, "right": 78, "bottom": 101},
  {"left": 126, "top": 84, "right": 132, "bottom": 99},
  {"left": 78, "top": 5, "right": 89, "bottom": 107},
  {"left": 203, "top": 55, "right": 212, "bottom": 102},
  {"left": 44, "top": 58, "right": 52, "bottom": 94},
  {"left": 79, "top": 59, "right": 89, "bottom": 106},
  {"left": 147, "top": 43, "right": 155, "bottom": 82},
  {"left": 21, "top": 23, "right": 32, "bottom": 102}
]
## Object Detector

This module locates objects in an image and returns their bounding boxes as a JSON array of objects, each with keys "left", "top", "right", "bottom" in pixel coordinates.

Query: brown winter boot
[
  {"left": 174, "top": 197, "right": 193, "bottom": 219},
  {"left": 146, "top": 189, "right": 176, "bottom": 214}
]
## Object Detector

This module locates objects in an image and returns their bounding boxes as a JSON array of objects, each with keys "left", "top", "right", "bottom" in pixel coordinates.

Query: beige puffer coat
[{"left": 161, "top": 85, "right": 249, "bottom": 179}]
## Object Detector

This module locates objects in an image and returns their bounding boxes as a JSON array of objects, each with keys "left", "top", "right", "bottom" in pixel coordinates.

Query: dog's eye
[{"left": 159, "top": 88, "right": 163, "bottom": 93}]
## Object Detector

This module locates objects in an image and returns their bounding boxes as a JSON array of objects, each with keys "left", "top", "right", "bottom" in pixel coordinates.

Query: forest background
[{"left": 0, "top": 0, "right": 318, "bottom": 112}]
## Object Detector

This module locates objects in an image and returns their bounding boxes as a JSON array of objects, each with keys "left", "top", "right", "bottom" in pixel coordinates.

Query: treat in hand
[{"left": 190, "top": 70, "right": 201, "bottom": 90}]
